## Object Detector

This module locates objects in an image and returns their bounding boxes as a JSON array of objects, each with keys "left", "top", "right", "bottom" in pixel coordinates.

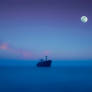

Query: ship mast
[{"left": 45, "top": 56, "right": 48, "bottom": 61}]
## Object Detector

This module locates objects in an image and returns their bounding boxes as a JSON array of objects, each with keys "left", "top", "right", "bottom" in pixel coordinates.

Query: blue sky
[{"left": 0, "top": 0, "right": 92, "bottom": 60}]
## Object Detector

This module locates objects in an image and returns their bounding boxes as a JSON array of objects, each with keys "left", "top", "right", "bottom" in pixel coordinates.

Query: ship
[{"left": 37, "top": 56, "right": 52, "bottom": 67}]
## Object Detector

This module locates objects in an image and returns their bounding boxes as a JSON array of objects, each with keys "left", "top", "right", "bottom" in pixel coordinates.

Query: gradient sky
[{"left": 0, "top": 0, "right": 92, "bottom": 60}]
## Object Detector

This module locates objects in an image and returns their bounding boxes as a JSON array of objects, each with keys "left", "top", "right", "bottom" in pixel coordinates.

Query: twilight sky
[{"left": 0, "top": 0, "right": 92, "bottom": 60}]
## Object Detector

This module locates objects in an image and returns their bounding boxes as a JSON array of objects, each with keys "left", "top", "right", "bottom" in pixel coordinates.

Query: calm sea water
[{"left": 0, "top": 60, "right": 92, "bottom": 92}]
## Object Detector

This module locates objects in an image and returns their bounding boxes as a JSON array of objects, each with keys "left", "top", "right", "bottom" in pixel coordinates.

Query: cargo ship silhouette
[{"left": 37, "top": 56, "right": 52, "bottom": 67}]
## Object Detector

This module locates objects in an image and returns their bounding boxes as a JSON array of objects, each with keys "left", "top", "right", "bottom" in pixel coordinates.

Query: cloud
[
  {"left": 0, "top": 42, "right": 53, "bottom": 60},
  {"left": 0, "top": 43, "right": 9, "bottom": 50},
  {"left": 0, "top": 42, "right": 33, "bottom": 59},
  {"left": 43, "top": 50, "right": 51, "bottom": 56}
]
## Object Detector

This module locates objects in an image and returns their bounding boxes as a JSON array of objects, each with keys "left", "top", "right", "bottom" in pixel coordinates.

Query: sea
[{"left": 0, "top": 60, "right": 92, "bottom": 92}]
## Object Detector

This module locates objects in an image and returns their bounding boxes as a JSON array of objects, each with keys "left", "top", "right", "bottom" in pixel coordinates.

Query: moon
[{"left": 81, "top": 16, "right": 88, "bottom": 23}]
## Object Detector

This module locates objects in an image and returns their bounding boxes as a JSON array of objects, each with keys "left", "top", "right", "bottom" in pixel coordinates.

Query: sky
[{"left": 0, "top": 0, "right": 92, "bottom": 60}]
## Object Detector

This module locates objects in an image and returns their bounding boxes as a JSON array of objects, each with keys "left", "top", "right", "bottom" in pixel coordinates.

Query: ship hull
[{"left": 37, "top": 60, "right": 52, "bottom": 67}]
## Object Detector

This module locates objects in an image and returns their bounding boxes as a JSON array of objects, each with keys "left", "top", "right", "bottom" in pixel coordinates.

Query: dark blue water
[{"left": 0, "top": 60, "right": 92, "bottom": 92}]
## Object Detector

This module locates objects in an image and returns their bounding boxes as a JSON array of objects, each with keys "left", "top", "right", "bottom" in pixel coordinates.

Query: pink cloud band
[{"left": 0, "top": 42, "right": 33, "bottom": 59}]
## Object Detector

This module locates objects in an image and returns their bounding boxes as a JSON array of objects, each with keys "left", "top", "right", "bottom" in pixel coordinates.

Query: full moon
[{"left": 81, "top": 16, "right": 88, "bottom": 23}]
